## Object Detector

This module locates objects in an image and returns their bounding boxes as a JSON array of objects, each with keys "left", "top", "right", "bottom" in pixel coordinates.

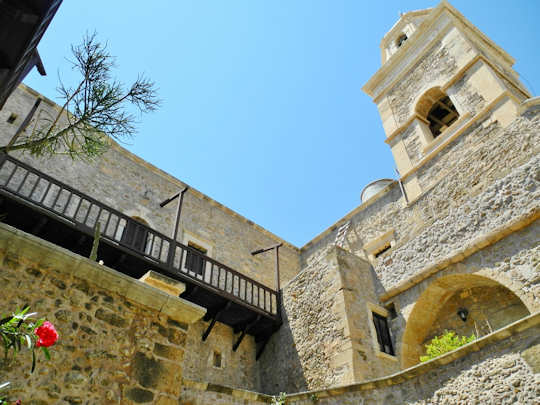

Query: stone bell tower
[{"left": 362, "top": 0, "right": 531, "bottom": 201}]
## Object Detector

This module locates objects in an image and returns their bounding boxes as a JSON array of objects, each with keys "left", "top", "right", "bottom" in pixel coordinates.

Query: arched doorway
[{"left": 401, "top": 274, "right": 530, "bottom": 368}]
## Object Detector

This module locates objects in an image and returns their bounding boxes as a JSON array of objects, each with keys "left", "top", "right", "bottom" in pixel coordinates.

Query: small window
[
  {"left": 385, "top": 302, "right": 398, "bottom": 320},
  {"left": 374, "top": 243, "right": 391, "bottom": 258},
  {"left": 372, "top": 312, "right": 395, "bottom": 356},
  {"left": 120, "top": 217, "right": 149, "bottom": 252},
  {"left": 396, "top": 34, "right": 408, "bottom": 48},
  {"left": 426, "top": 95, "right": 459, "bottom": 138},
  {"left": 185, "top": 242, "right": 207, "bottom": 275},
  {"left": 212, "top": 350, "right": 222, "bottom": 368},
  {"left": 6, "top": 113, "right": 17, "bottom": 124}
]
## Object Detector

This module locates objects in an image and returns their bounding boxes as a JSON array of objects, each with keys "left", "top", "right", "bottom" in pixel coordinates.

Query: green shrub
[
  {"left": 420, "top": 330, "right": 476, "bottom": 362},
  {"left": 271, "top": 392, "right": 287, "bottom": 405}
]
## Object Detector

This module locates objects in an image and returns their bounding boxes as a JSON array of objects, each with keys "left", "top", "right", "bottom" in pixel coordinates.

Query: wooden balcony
[{"left": 0, "top": 153, "right": 280, "bottom": 354}]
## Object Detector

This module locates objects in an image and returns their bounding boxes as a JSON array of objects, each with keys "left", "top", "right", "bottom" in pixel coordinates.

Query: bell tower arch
[{"left": 363, "top": 1, "right": 531, "bottom": 201}]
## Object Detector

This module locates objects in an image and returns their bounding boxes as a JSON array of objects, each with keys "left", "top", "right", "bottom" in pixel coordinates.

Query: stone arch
[
  {"left": 401, "top": 273, "right": 530, "bottom": 368},
  {"left": 415, "top": 86, "right": 460, "bottom": 138}
]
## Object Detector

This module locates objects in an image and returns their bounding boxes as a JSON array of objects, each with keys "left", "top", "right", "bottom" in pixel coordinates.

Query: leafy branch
[{"left": 1, "top": 32, "right": 161, "bottom": 160}]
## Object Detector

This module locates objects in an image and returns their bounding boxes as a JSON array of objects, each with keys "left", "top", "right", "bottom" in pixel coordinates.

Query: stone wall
[
  {"left": 260, "top": 247, "right": 402, "bottom": 394},
  {"left": 0, "top": 85, "right": 301, "bottom": 289},
  {"left": 377, "top": 149, "right": 539, "bottom": 294},
  {"left": 300, "top": 107, "right": 539, "bottom": 296},
  {"left": 284, "top": 314, "right": 540, "bottom": 405},
  {"left": 393, "top": 218, "right": 539, "bottom": 368},
  {"left": 259, "top": 246, "right": 345, "bottom": 394},
  {"left": 286, "top": 107, "right": 539, "bottom": 390},
  {"left": 0, "top": 223, "right": 260, "bottom": 404}
]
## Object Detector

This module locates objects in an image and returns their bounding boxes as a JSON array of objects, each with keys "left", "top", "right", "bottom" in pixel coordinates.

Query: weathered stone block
[
  {"left": 95, "top": 307, "right": 128, "bottom": 328},
  {"left": 132, "top": 352, "right": 164, "bottom": 389},
  {"left": 154, "top": 342, "right": 184, "bottom": 362},
  {"left": 124, "top": 387, "right": 154, "bottom": 403}
]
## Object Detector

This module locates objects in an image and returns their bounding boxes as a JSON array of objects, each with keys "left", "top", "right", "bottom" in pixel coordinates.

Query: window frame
[
  {"left": 367, "top": 303, "right": 398, "bottom": 361},
  {"left": 185, "top": 242, "right": 207, "bottom": 276}
]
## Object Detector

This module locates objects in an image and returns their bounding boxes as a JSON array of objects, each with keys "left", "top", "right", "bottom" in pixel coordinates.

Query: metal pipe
[
  {"left": 251, "top": 242, "right": 283, "bottom": 294},
  {"left": 395, "top": 167, "right": 409, "bottom": 204},
  {"left": 160, "top": 186, "right": 189, "bottom": 241}
]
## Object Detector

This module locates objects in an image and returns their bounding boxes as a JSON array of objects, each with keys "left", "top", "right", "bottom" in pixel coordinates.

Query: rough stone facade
[
  {"left": 0, "top": 225, "right": 259, "bottom": 403},
  {"left": 285, "top": 320, "right": 540, "bottom": 405},
  {"left": 0, "top": 1, "right": 539, "bottom": 404}
]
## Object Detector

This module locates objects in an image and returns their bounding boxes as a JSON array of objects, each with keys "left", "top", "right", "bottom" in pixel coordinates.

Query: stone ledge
[
  {"left": 181, "top": 379, "right": 271, "bottom": 402},
  {"left": 519, "top": 96, "right": 540, "bottom": 115},
  {"left": 285, "top": 312, "right": 540, "bottom": 402},
  {"left": 140, "top": 270, "right": 186, "bottom": 297},
  {"left": 0, "top": 222, "right": 206, "bottom": 324}
]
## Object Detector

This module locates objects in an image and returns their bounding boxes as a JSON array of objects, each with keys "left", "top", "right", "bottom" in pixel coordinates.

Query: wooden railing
[{"left": 0, "top": 154, "right": 278, "bottom": 318}]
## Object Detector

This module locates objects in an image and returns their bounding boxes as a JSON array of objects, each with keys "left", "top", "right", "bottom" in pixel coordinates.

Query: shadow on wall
[{"left": 257, "top": 308, "right": 307, "bottom": 394}]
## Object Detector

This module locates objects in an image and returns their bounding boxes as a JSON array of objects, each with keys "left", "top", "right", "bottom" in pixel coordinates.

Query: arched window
[
  {"left": 396, "top": 33, "right": 408, "bottom": 48},
  {"left": 416, "top": 88, "right": 460, "bottom": 138}
]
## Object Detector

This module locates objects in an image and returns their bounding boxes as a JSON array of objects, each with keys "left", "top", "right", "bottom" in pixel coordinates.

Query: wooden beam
[
  {"left": 202, "top": 302, "right": 231, "bottom": 341},
  {"left": 233, "top": 315, "right": 260, "bottom": 352}
]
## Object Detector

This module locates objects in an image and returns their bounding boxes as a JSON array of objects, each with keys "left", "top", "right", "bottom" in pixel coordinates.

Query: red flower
[
  {"left": 14, "top": 400, "right": 22, "bottom": 405},
  {"left": 34, "top": 321, "right": 58, "bottom": 348}
]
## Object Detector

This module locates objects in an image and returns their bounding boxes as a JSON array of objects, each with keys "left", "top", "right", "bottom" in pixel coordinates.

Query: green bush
[
  {"left": 420, "top": 330, "right": 476, "bottom": 362},
  {"left": 271, "top": 392, "right": 287, "bottom": 405}
]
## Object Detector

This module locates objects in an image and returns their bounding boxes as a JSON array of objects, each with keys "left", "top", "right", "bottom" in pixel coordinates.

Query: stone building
[{"left": 0, "top": 1, "right": 538, "bottom": 404}]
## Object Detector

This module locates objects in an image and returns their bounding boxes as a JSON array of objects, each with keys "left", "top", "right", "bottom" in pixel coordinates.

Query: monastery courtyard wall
[
  {"left": 0, "top": 1, "right": 539, "bottom": 403},
  {"left": 1, "top": 223, "right": 538, "bottom": 404}
]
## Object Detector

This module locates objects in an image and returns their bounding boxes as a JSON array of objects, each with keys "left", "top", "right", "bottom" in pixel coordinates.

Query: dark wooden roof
[{"left": 0, "top": 0, "right": 63, "bottom": 109}]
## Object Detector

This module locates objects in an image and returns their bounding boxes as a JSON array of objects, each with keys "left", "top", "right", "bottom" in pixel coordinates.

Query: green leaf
[{"left": 42, "top": 347, "right": 51, "bottom": 360}]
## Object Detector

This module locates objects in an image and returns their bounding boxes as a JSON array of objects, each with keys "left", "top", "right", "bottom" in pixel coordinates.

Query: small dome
[{"left": 361, "top": 179, "right": 394, "bottom": 203}]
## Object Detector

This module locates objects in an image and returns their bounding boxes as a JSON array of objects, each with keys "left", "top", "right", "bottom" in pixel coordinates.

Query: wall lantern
[{"left": 457, "top": 308, "right": 469, "bottom": 322}]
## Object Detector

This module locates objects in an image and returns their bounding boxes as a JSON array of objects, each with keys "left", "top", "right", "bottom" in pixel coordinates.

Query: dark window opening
[
  {"left": 396, "top": 34, "right": 408, "bottom": 48},
  {"left": 185, "top": 242, "right": 207, "bottom": 275},
  {"left": 120, "top": 218, "right": 148, "bottom": 252},
  {"left": 7, "top": 113, "right": 17, "bottom": 124},
  {"left": 374, "top": 243, "right": 391, "bottom": 258},
  {"left": 213, "top": 351, "right": 222, "bottom": 368},
  {"left": 372, "top": 312, "right": 395, "bottom": 355},
  {"left": 427, "top": 95, "right": 459, "bottom": 138},
  {"left": 385, "top": 302, "right": 398, "bottom": 320}
]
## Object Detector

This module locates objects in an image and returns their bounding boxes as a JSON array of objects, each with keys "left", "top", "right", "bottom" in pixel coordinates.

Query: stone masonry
[{"left": 0, "top": 1, "right": 539, "bottom": 404}]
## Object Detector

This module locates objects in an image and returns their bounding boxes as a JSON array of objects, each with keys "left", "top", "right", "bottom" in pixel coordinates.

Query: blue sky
[{"left": 24, "top": 1, "right": 540, "bottom": 246}]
